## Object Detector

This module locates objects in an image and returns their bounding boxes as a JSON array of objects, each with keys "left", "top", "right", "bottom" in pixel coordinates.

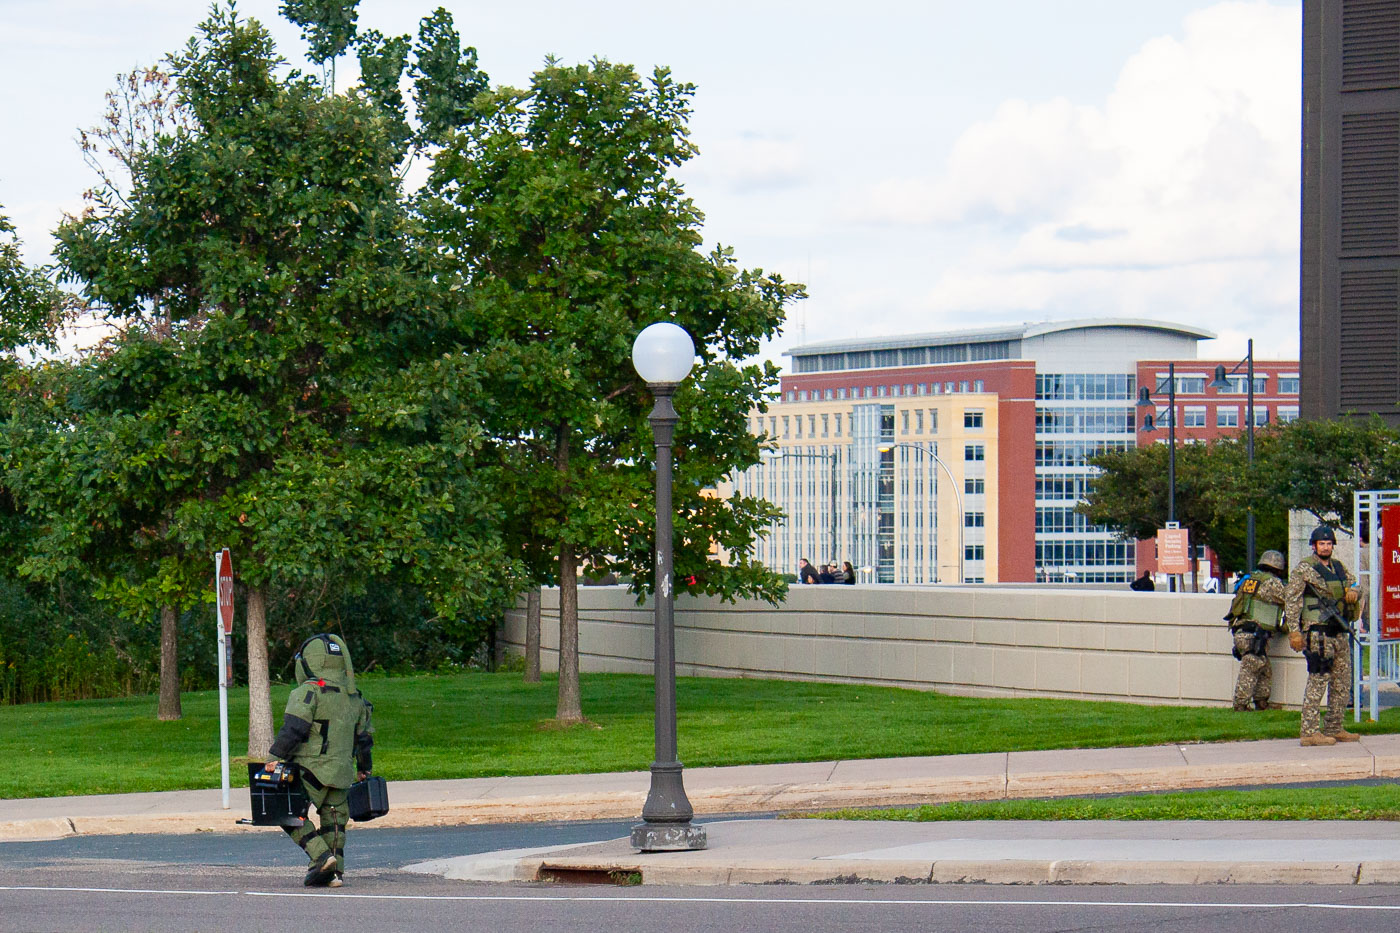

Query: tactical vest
[
  {"left": 1300, "top": 556, "right": 1348, "bottom": 626},
  {"left": 1229, "top": 575, "right": 1284, "bottom": 631}
]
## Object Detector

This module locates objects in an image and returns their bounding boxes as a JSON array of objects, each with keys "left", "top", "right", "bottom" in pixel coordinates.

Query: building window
[
  {"left": 928, "top": 410, "right": 938, "bottom": 432},
  {"left": 1217, "top": 375, "right": 1267, "bottom": 395},
  {"left": 901, "top": 410, "right": 909, "bottom": 434},
  {"left": 964, "top": 409, "right": 984, "bottom": 429},
  {"left": 835, "top": 412, "right": 843, "bottom": 436},
  {"left": 821, "top": 414, "right": 829, "bottom": 437},
  {"left": 1217, "top": 407, "right": 1239, "bottom": 428},
  {"left": 876, "top": 385, "right": 888, "bottom": 397},
  {"left": 965, "top": 444, "right": 985, "bottom": 461},
  {"left": 824, "top": 388, "right": 834, "bottom": 400},
  {"left": 960, "top": 381, "right": 970, "bottom": 392},
  {"left": 795, "top": 416, "right": 802, "bottom": 438},
  {"left": 1252, "top": 406, "right": 1269, "bottom": 426},
  {"left": 1278, "top": 405, "right": 1300, "bottom": 423},
  {"left": 964, "top": 512, "right": 985, "bottom": 528},
  {"left": 1154, "top": 407, "right": 1174, "bottom": 428},
  {"left": 837, "top": 388, "right": 848, "bottom": 399},
  {"left": 798, "top": 390, "right": 809, "bottom": 401},
  {"left": 1183, "top": 406, "right": 1206, "bottom": 428},
  {"left": 965, "top": 544, "right": 985, "bottom": 561},
  {"left": 1279, "top": 375, "right": 1300, "bottom": 394},
  {"left": 782, "top": 416, "right": 790, "bottom": 438},
  {"left": 917, "top": 384, "right": 928, "bottom": 395},
  {"left": 915, "top": 410, "right": 924, "bottom": 433},
  {"left": 973, "top": 380, "right": 985, "bottom": 392},
  {"left": 965, "top": 477, "right": 985, "bottom": 495}
]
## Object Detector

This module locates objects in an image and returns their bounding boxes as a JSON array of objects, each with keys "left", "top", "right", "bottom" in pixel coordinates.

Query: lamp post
[
  {"left": 879, "top": 442, "right": 964, "bottom": 584},
  {"left": 1138, "top": 362, "right": 1179, "bottom": 591},
  {"left": 1209, "top": 339, "right": 1256, "bottom": 570},
  {"left": 629, "top": 321, "right": 706, "bottom": 853},
  {"left": 768, "top": 449, "right": 839, "bottom": 569}
]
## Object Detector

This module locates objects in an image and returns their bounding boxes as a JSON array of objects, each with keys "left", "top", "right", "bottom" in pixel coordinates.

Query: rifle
[{"left": 1311, "top": 589, "right": 1357, "bottom": 642}]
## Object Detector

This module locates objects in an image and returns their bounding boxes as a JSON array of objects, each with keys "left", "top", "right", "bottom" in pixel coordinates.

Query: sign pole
[{"left": 215, "top": 548, "right": 235, "bottom": 810}]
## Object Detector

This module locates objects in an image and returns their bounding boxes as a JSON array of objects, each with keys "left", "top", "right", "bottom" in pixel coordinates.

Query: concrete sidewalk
[{"left": 3, "top": 733, "right": 1399, "bottom": 848}]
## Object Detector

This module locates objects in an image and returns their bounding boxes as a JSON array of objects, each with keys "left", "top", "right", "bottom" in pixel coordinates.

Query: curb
[{"left": 404, "top": 853, "right": 1400, "bottom": 887}]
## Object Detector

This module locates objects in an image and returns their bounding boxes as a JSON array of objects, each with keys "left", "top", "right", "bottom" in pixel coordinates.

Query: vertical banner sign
[
  {"left": 1381, "top": 506, "right": 1400, "bottom": 641},
  {"left": 215, "top": 548, "right": 234, "bottom": 810}
]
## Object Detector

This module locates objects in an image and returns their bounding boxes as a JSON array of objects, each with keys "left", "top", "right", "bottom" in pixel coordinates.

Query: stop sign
[{"left": 216, "top": 548, "right": 234, "bottom": 635}]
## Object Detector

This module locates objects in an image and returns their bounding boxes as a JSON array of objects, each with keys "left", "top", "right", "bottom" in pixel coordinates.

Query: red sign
[
  {"left": 1381, "top": 506, "right": 1400, "bottom": 640},
  {"left": 1156, "top": 528, "right": 1190, "bottom": 574},
  {"left": 217, "top": 548, "right": 235, "bottom": 635}
]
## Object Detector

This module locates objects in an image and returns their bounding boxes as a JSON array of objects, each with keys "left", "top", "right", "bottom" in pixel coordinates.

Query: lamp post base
[{"left": 631, "top": 821, "right": 708, "bottom": 852}]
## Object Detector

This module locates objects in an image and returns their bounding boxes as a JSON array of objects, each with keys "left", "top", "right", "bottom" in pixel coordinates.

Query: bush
[{"left": 0, "top": 573, "right": 503, "bottom": 705}]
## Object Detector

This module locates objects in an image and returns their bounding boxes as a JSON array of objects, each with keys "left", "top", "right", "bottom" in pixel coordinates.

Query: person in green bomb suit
[{"left": 266, "top": 634, "right": 374, "bottom": 888}]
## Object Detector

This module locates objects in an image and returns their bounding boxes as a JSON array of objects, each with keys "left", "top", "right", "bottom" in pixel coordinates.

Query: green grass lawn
[
  {"left": 2, "top": 671, "right": 1397, "bottom": 799},
  {"left": 807, "top": 784, "right": 1400, "bottom": 822}
]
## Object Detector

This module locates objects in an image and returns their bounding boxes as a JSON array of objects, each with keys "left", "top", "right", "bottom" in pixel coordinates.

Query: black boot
[{"left": 303, "top": 852, "right": 337, "bottom": 887}]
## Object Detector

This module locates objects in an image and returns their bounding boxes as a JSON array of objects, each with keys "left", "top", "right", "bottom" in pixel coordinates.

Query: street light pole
[
  {"left": 1138, "top": 364, "right": 1179, "bottom": 592},
  {"left": 1210, "top": 339, "right": 1257, "bottom": 570},
  {"left": 881, "top": 443, "right": 964, "bottom": 584},
  {"left": 630, "top": 322, "right": 706, "bottom": 853}
]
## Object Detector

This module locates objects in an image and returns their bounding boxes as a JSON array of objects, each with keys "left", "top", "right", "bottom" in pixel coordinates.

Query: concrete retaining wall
[{"left": 501, "top": 585, "right": 1308, "bottom": 708}]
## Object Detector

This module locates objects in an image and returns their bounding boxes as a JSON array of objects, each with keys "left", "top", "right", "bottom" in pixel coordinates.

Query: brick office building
[{"left": 728, "top": 319, "right": 1299, "bottom": 585}]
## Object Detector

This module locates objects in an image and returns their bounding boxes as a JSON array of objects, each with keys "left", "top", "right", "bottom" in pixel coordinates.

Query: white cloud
[
  {"left": 836, "top": 0, "right": 1302, "bottom": 354},
  {"left": 686, "top": 134, "right": 806, "bottom": 194}
]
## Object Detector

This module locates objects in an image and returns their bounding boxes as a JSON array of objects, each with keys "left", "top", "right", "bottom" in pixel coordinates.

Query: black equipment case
[
  {"left": 247, "top": 762, "right": 309, "bottom": 827},
  {"left": 348, "top": 776, "right": 389, "bottom": 822}
]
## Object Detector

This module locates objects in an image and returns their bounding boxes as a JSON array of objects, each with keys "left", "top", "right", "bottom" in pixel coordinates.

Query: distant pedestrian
[
  {"left": 841, "top": 561, "right": 856, "bottom": 584},
  {"left": 1129, "top": 571, "right": 1155, "bottom": 592},
  {"left": 818, "top": 564, "right": 835, "bottom": 584},
  {"left": 1225, "top": 551, "right": 1287, "bottom": 711},
  {"left": 798, "top": 558, "right": 819, "bottom": 584},
  {"left": 1285, "top": 526, "right": 1362, "bottom": 746}
]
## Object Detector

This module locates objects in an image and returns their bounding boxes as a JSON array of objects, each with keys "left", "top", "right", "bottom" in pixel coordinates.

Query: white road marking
[{"left": 4, "top": 886, "right": 1400, "bottom": 910}]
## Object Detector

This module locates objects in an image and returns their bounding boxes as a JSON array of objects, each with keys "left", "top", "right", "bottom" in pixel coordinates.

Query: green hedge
[{"left": 0, "top": 574, "right": 499, "bottom": 705}]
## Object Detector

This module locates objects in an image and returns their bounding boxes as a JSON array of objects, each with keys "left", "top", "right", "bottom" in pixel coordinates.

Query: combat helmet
[
  {"left": 1257, "top": 550, "right": 1287, "bottom": 574},
  {"left": 1309, "top": 526, "right": 1337, "bottom": 546}
]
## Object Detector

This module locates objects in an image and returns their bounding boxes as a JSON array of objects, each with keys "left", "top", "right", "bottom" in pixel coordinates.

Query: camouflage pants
[
  {"left": 282, "top": 783, "right": 348, "bottom": 875},
  {"left": 1232, "top": 630, "right": 1271, "bottom": 709},
  {"left": 1301, "top": 631, "right": 1352, "bottom": 737}
]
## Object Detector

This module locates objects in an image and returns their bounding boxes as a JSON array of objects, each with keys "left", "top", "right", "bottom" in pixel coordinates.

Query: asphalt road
[{"left": 5, "top": 821, "right": 1400, "bottom": 931}]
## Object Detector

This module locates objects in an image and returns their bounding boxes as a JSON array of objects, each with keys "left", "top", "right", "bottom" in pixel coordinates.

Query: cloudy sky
[{"left": 0, "top": 0, "right": 1301, "bottom": 364}]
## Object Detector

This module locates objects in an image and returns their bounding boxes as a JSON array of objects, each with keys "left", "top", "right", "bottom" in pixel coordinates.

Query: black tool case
[
  {"left": 246, "top": 762, "right": 309, "bottom": 827},
  {"left": 348, "top": 775, "right": 389, "bottom": 822}
]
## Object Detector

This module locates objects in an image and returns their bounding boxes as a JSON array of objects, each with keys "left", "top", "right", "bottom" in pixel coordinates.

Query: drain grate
[{"left": 537, "top": 866, "right": 643, "bottom": 885}]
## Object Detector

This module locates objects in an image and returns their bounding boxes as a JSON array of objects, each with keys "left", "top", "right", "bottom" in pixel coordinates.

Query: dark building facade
[{"left": 1302, "top": 0, "right": 1400, "bottom": 424}]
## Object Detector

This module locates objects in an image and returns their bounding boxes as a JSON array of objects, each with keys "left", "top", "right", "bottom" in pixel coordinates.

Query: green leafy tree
[
  {"left": 420, "top": 60, "right": 800, "bottom": 723},
  {"left": 1246, "top": 417, "right": 1400, "bottom": 535},
  {"left": 49, "top": 5, "right": 507, "bottom": 751},
  {"left": 280, "top": 0, "right": 359, "bottom": 88}
]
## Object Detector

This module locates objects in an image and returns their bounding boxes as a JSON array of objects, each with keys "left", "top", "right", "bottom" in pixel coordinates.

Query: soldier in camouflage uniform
[
  {"left": 1226, "top": 550, "right": 1288, "bottom": 711},
  {"left": 267, "top": 634, "right": 374, "bottom": 887},
  {"left": 1284, "top": 527, "right": 1361, "bottom": 746}
]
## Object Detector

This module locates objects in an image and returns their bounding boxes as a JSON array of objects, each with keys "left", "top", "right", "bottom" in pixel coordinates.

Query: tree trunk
[
  {"left": 156, "top": 604, "right": 182, "bottom": 721},
  {"left": 245, "top": 585, "right": 275, "bottom": 759},
  {"left": 524, "top": 587, "right": 541, "bottom": 683},
  {"left": 556, "top": 542, "right": 582, "bottom": 723}
]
